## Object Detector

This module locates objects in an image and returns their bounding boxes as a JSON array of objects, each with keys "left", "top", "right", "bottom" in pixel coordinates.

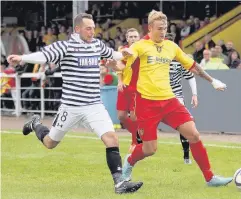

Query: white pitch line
[{"left": 1, "top": 130, "right": 241, "bottom": 149}]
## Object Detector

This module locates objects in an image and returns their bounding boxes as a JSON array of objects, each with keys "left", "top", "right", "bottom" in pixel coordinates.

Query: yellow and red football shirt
[
  {"left": 125, "top": 34, "right": 195, "bottom": 100},
  {"left": 117, "top": 45, "right": 133, "bottom": 86}
]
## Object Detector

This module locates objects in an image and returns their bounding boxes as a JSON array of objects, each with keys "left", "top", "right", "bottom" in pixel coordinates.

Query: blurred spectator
[
  {"left": 169, "top": 23, "right": 181, "bottom": 44},
  {"left": 200, "top": 49, "right": 211, "bottom": 68},
  {"left": 204, "top": 17, "right": 210, "bottom": 25},
  {"left": 44, "top": 63, "right": 62, "bottom": 110},
  {"left": 200, "top": 20, "right": 206, "bottom": 28},
  {"left": 0, "top": 64, "right": 15, "bottom": 110},
  {"left": 43, "top": 28, "right": 57, "bottom": 46},
  {"left": 95, "top": 23, "right": 103, "bottom": 35},
  {"left": 217, "top": 40, "right": 227, "bottom": 54},
  {"left": 37, "top": 27, "right": 46, "bottom": 49},
  {"left": 58, "top": 26, "right": 68, "bottom": 41},
  {"left": 67, "top": 26, "right": 73, "bottom": 39},
  {"left": 21, "top": 64, "right": 42, "bottom": 110},
  {"left": 224, "top": 41, "right": 240, "bottom": 58},
  {"left": 187, "top": 19, "right": 195, "bottom": 34},
  {"left": 203, "top": 48, "right": 229, "bottom": 70},
  {"left": 193, "top": 18, "right": 201, "bottom": 31},
  {"left": 203, "top": 34, "right": 215, "bottom": 49},
  {"left": 25, "top": 31, "right": 36, "bottom": 52},
  {"left": 193, "top": 41, "right": 205, "bottom": 63},
  {"left": 228, "top": 51, "right": 241, "bottom": 69},
  {"left": 105, "top": 32, "right": 115, "bottom": 47},
  {"left": 180, "top": 20, "right": 191, "bottom": 39},
  {"left": 215, "top": 45, "right": 229, "bottom": 65}
]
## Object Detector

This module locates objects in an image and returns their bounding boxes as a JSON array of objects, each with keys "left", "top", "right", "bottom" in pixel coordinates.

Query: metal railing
[{"left": 0, "top": 72, "right": 62, "bottom": 118}]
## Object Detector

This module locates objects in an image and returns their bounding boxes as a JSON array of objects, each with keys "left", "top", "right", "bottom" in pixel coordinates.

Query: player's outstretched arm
[
  {"left": 7, "top": 41, "right": 68, "bottom": 66},
  {"left": 190, "top": 63, "right": 227, "bottom": 91}
]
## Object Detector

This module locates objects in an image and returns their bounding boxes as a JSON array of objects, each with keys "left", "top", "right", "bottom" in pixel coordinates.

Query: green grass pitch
[{"left": 1, "top": 131, "right": 241, "bottom": 199}]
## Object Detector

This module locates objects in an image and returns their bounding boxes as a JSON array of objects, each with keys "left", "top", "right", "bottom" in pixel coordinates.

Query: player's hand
[
  {"left": 211, "top": 78, "right": 227, "bottom": 91},
  {"left": 105, "top": 59, "right": 117, "bottom": 68},
  {"left": 121, "top": 48, "right": 133, "bottom": 57},
  {"left": 117, "top": 81, "right": 125, "bottom": 92},
  {"left": 7, "top": 55, "right": 22, "bottom": 66},
  {"left": 191, "top": 95, "right": 198, "bottom": 108}
]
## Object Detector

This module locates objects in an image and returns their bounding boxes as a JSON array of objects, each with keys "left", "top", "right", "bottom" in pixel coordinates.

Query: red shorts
[
  {"left": 116, "top": 86, "right": 136, "bottom": 111},
  {"left": 135, "top": 93, "right": 194, "bottom": 141}
]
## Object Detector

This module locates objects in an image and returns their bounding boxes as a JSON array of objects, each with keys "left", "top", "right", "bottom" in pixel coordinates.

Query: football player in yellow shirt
[
  {"left": 121, "top": 10, "right": 233, "bottom": 187},
  {"left": 116, "top": 28, "right": 142, "bottom": 151}
]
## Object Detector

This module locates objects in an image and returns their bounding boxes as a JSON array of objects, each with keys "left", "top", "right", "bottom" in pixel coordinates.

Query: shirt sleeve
[
  {"left": 182, "top": 67, "right": 194, "bottom": 80},
  {"left": 175, "top": 45, "right": 195, "bottom": 70},
  {"left": 41, "top": 41, "right": 68, "bottom": 64},
  {"left": 99, "top": 40, "right": 114, "bottom": 58},
  {"left": 125, "top": 43, "right": 139, "bottom": 67}
]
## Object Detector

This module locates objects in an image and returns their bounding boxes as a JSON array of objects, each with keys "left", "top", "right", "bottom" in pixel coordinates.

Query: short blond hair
[
  {"left": 126, "top": 28, "right": 138, "bottom": 37},
  {"left": 148, "top": 10, "right": 167, "bottom": 24}
]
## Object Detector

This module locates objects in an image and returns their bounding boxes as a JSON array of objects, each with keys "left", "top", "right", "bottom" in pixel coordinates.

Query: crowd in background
[{"left": 1, "top": 1, "right": 241, "bottom": 115}]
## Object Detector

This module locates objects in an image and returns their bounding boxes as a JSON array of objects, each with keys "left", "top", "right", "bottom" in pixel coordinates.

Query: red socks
[
  {"left": 128, "top": 144, "right": 145, "bottom": 166},
  {"left": 190, "top": 141, "right": 214, "bottom": 182}
]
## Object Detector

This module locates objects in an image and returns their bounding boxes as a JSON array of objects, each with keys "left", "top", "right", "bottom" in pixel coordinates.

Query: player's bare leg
[
  {"left": 177, "top": 121, "right": 233, "bottom": 187},
  {"left": 122, "top": 139, "right": 157, "bottom": 181}
]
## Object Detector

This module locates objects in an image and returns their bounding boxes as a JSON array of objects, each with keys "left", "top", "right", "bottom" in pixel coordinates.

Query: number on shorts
[
  {"left": 61, "top": 111, "right": 68, "bottom": 122},
  {"left": 52, "top": 113, "right": 60, "bottom": 127}
]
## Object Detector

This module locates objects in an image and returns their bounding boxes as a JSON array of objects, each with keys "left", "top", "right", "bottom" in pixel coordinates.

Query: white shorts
[
  {"left": 49, "top": 103, "right": 115, "bottom": 141},
  {"left": 177, "top": 97, "right": 184, "bottom": 105}
]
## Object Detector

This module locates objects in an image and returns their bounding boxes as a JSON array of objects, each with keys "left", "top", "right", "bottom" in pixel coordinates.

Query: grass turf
[{"left": 1, "top": 131, "right": 241, "bottom": 199}]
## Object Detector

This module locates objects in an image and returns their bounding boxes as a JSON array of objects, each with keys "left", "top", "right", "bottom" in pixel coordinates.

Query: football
[{"left": 234, "top": 168, "right": 241, "bottom": 189}]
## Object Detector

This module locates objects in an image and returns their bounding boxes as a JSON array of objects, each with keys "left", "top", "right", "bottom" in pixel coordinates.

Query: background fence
[{"left": 1, "top": 70, "right": 240, "bottom": 133}]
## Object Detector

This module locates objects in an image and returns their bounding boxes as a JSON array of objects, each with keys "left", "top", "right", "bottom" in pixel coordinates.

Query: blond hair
[
  {"left": 148, "top": 10, "right": 167, "bottom": 24},
  {"left": 126, "top": 28, "right": 138, "bottom": 37}
]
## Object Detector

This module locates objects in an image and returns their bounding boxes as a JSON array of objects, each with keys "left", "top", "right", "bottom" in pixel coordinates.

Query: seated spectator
[
  {"left": 229, "top": 51, "right": 241, "bottom": 69},
  {"left": 193, "top": 41, "right": 205, "bottom": 63},
  {"left": 95, "top": 23, "right": 103, "bottom": 35},
  {"left": 215, "top": 45, "right": 229, "bottom": 65},
  {"left": 199, "top": 20, "right": 205, "bottom": 28},
  {"left": 169, "top": 23, "right": 181, "bottom": 44},
  {"left": 200, "top": 49, "right": 211, "bottom": 68},
  {"left": 193, "top": 17, "right": 200, "bottom": 31},
  {"left": 210, "top": 47, "right": 224, "bottom": 62},
  {"left": 58, "top": 26, "right": 68, "bottom": 41},
  {"left": 25, "top": 31, "right": 36, "bottom": 52},
  {"left": 180, "top": 20, "right": 191, "bottom": 39},
  {"left": 0, "top": 63, "right": 15, "bottom": 110},
  {"left": 202, "top": 48, "right": 229, "bottom": 70},
  {"left": 217, "top": 40, "right": 227, "bottom": 55},
  {"left": 224, "top": 41, "right": 240, "bottom": 58},
  {"left": 43, "top": 28, "right": 57, "bottom": 46},
  {"left": 203, "top": 34, "right": 215, "bottom": 49},
  {"left": 187, "top": 19, "right": 195, "bottom": 34}
]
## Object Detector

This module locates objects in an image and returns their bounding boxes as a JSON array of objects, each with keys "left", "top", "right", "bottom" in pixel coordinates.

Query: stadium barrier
[{"left": 0, "top": 71, "right": 240, "bottom": 132}]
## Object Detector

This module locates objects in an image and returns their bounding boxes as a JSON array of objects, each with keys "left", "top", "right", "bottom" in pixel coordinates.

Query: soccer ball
[{"left": 234, "top": 168, "right": 241, "bottom": 189}]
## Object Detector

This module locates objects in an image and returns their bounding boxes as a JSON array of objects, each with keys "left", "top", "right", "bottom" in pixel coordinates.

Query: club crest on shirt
[
  {"left": 138, "top": 128, "right": 144, "bottom": 136},
  {"left": 154, "top": 44, "right": 163, "bottom": 53}
]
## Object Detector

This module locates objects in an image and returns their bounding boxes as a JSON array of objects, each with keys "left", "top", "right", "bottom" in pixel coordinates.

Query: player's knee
[
  {"left": 187, "top": 132, "right": 200, "bottom": 143},
  {"left": 142, "top": 144, "right": 157, "bottom": 156},
  {"left": 101, "top": 132, "right": 119, "bottom": 147},
  {"left": 43, "top": 137, "right": 59, "bottom": 149},
  {"left": 117, "top": 112, "right": 127, "bottom": 122}
]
